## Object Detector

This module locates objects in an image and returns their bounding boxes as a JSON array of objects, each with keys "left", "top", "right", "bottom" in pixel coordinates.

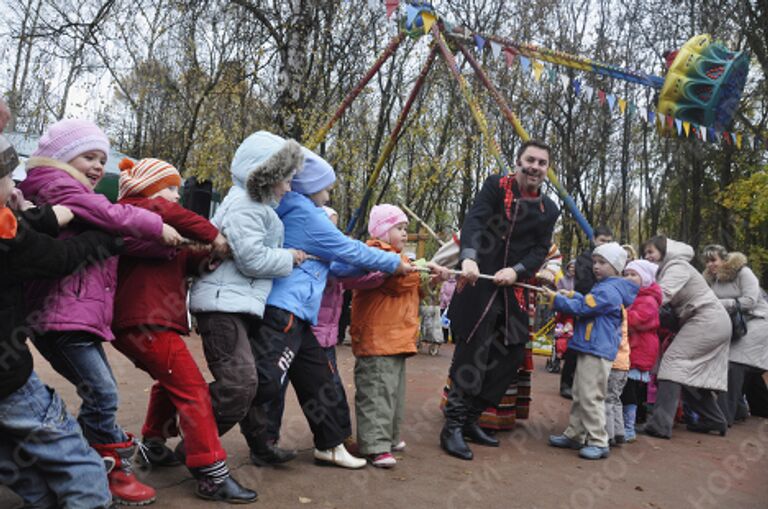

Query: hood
[
  {"left": 637, "top": 282, "right": 663, "bottom": 306},
  {"left": 703, "top": 251, "right": 748, "bottom": 284},
  {"left": 603, "top": 277, "right": 640, "bottom": 307},
  {"left": 25, "top": 156, "right": 93, "bottom": 189},
  {"left": 662, "top": 238, "right": 694, "bottom": 267},
  {"left": 229, "top": 131, "right": 303, "bottom": 201},
  {"left": 366, "top": 238, "right": 399, "bottom": 254}
]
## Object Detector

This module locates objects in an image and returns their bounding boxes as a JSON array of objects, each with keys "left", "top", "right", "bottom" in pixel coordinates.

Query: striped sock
[{"left": 198, "top": 460, "right": 230, "bottom": 485}]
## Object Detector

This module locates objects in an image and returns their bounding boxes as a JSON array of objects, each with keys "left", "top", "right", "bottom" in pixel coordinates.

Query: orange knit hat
[{"left": 118, "top": 158, "right": 182, "bottom": 200}]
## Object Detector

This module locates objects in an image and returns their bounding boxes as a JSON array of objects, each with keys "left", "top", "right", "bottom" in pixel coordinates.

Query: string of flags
[{"left": 360, "top": 0, "right": 767, "bottom": 152}]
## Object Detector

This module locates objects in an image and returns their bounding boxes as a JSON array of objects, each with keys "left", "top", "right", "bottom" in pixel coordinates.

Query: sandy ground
[{"left": 3, "top": 336, "right": 768, "bottom": 509}]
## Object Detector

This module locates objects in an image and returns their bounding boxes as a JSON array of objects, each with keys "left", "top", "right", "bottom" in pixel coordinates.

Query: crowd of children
[{"left": 0, "top": 105, "right": 761, "bottom": 509}]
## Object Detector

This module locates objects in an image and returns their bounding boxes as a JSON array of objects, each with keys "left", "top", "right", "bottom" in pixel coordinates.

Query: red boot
[{"left": 92, "top": 434, "right": 157, "bottom": 506}]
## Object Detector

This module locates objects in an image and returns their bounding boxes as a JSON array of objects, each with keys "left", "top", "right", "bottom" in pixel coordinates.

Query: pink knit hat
[
  {"left": 625, "top": 259, "right": 658, "bottom": 287},
  {"left": 368, "top": 204, "right": 408, "bottom": 239},
  {"left": 33, "top": 119, "right": 110, "bottom": 164}
]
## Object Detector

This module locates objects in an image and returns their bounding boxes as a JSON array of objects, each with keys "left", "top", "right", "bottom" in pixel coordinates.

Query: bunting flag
[
  {"left": 503, "top": 48, "right": 516, "bottom": 66},
  {"left": 583, "top": 85, "right": 594, "bottom": 102},
  {"left": 458, "top": 32, "right": 763, "bottom": 151},
  {"left": 385, "top": 0, "right": 399, "bottom": 18},
  {"left": 421, "top": 11, "right": 436, "bottom": 33},
  {"left": 490, "top": 40, "right": 501, "bottom": 59},
  {"left": 474, "top": 34, "right": 486, "bottom": 52},
  {"left": 519, "top": 55, "right": 531, "bottom": 73},
  {"left": 405, "top": 3, "right": 420, "bottom": 26}
]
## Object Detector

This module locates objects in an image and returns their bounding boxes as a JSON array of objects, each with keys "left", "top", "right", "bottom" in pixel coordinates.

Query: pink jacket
[
  {"left": 311, "top": 272, "right": 388, "bottom": 348},
  {"left": 19, "top": 158, "right": 164, "bottom": 340}
]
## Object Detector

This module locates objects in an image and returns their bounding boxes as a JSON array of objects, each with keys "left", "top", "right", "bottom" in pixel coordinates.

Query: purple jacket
[
  {"left": 439, "top": 277, "right": 457, "bottom": 309},
  {"left": 311, "top": 272, "right": 387, "bottom": 348},
  {"left": 19, "top": 158, "right": 164, "bottom": 340}
]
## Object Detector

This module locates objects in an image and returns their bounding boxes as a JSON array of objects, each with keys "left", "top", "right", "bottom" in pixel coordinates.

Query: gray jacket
[
  {"left": 189, "top": 131, "right": 303, "bottom": 317},
  {"left": 656, "top": 239, "right": 730, "bottom": 391},
  {"left": 705, "top": 252, "right": 768, "bottom": 371}
]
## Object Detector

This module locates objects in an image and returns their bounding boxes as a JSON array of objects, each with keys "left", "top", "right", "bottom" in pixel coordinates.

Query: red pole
[{"left": 305, "top": 32, "right": 406, "bottom": 150}]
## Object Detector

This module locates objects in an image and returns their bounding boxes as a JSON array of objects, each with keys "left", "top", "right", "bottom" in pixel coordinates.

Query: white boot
[{"left": 313, "top": 443, "right": 366, "bottom": 469}]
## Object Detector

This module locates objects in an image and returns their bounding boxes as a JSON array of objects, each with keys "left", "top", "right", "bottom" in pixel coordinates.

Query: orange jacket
[
  {"left": 612, "top": 307, "right": 631, "bottom": 371},
  {"left": 350, "top": 240, "right": 420, "bottom": 357}
]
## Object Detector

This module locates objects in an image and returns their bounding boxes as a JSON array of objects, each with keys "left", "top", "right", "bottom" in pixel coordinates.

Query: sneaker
[
  {"left": 579, "top": 445, "right": 610, "bottom": 460},
  {"left": 314, "top": 444, "right": 367, "bottom": 469},
  {"left": 548, "top": 434, "right": 582, "bottom": 450},
  {"left": 369, "top": 452, "right": 397, "bottom": 468},
  {"left": 391, "top": 440, "right": 406, "bottom": 452}
]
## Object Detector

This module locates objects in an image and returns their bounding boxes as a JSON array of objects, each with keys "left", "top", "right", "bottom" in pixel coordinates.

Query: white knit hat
[{"left": 593, "top": 242, "right": 627, "bottom": 274}]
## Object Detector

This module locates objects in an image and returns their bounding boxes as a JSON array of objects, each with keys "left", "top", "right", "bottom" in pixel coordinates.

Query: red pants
[{"left": 112, "top": 327, "right": 225, "bottom": 468}]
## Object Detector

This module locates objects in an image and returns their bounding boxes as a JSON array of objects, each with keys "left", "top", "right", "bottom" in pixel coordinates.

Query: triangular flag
[
  {"left": 666, "top": 114, "right": 674, "bottom": 130},
  {"left": 519, "top": 56, "right": 530, "bottom": 73},
  {"left": 674, "top": 118, "right": 683, "bottom": 136},
  {"left": 532, "top": 60, "right": 544, "bottom": 82},
  {"left": 474, "top": 34, "right": 486, "bottom": 52},
  {"left": 548, "top": 68, "right": 557, "bottom": 84},
  {"left": 683, "top": 121, "right": 690, "bottom": 137},
  {"left": 708, "top": 127, "right": 715, "bottom": 142},
  {"left": 598, "top": 89, "right": 606, "bottom": 105},
  {"left": 736, "top": 132, "right": 743, "bottom": 149},
  {"left": 421, "top": 11, "right": 436, "bottom": 33},
  {"left": 405, "top": 4, "right": 420, "bottom": 27},
  {"left": 606, "top": 94, "right": 616, "bottom": 111},
  {"left": 701, "top": 126, "right": 707, "bottom": 141},
  {"left": 573, "top": 79, "right": 582, "bottom": 96},
  {"left": 646, "top": 109, "right": 655, "bottom": 124},
  {"left": 490, "top": 41, "right": 501, "bottom": 59},
  {"left": 503, "top": 48, "right": 516, "bottom": 66},
  {"left": 583, "top": 85, "right": 594, "bottom": 102},
  {"left": 657, "top": 112, "right": 665, "bottom": 128},
  {"left": 385, "top": 0, "right": 399, "bottom": 18},
  {"left": 723, "top": 131, "right": 731, "bottom": 145},
  {"left": 628, "top": 101, "right": 636, "bottom": 117},
  {"left": 559, "top": 75, "right": 569, "bottom": 91},
  {"left": 618, "top": 98, "right": 627, "bottom": 114}
]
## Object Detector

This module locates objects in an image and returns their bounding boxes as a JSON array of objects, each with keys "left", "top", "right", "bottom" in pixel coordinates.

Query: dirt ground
[{"left": 3, "top": 337, "right": 768, "bottom": 509}]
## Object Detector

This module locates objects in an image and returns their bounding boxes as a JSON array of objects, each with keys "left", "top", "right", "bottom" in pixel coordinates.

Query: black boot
[
  {"left": 463, "top": 399, "right": 500, "bottom": 447},
  {"left": 441, "top": 422, "right": 473, "bottom": 460},
  {"left": 192, "top": 461, "right": 258, "bottom": 504},
  {"left": 249, "top": 439, "right": 297, "bottom": 466},
  {"left": 440, "top": 387, "right": 473, "bottom": 460}
]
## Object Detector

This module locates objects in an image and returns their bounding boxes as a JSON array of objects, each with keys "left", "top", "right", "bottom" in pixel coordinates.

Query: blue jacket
[
  {"left": 267, "top": 192, "right": 401, "bottom": 324},
  {"left": 553, "top": 277, "right": 639, "bottom": 361}
]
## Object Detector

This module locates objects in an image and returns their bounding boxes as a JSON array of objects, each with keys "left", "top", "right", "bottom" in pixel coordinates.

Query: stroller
[{"left": 418, "top": 304, "right": 444, "bottom": 356}]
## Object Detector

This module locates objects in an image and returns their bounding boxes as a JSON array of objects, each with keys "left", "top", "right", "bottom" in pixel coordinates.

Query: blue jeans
[
  {"left": 33, "top": 331, "right": 127, "bottom": 444},
  {"left": 0, "top": 372, "right": 111, "bottom": 508}
]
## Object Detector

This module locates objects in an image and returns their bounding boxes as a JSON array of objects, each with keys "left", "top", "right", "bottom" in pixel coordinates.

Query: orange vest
[{"left": 350, "top": 240, "right": 420, "bottom": 357}]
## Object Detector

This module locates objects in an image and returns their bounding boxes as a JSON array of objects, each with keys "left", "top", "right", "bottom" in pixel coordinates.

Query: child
[
  {"left": 605, "top": 309, "right": 630, "bottom": 445},
  {"left": 350, "top": 204, "right": 426, "bottom": 468},
  {"left": 250, "top": 148, "right": 413, "bottom": 469},
  {"left": 546, "top": 242, "right": 638, "bottom": 460},
  {"left": 620, "top": 259, "right": 661, "bottom": 442},
  {"left": 111, "top": 158, "right": 256, "bottom": 503},
  {"left": 0, "top": 137, "right": 123, "bottom": 508},
  {"left": 188, "top": 131, "right": 306, "bottom": 467},
  {"left": 18, "top": 119, "right": 182, "bottom": 505}
]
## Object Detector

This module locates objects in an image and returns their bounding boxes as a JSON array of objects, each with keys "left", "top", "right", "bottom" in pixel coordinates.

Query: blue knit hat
[{"left": 292, "top": 147, "right": 336, "bottom": 195}]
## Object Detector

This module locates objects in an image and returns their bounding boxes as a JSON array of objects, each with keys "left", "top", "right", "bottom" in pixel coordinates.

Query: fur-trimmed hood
[
  {"left": 703, "top": 251, "right": 748, "bottom": 284},
  {"left": 230, "top": 131, "right": 304, "bottom": 202}
]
